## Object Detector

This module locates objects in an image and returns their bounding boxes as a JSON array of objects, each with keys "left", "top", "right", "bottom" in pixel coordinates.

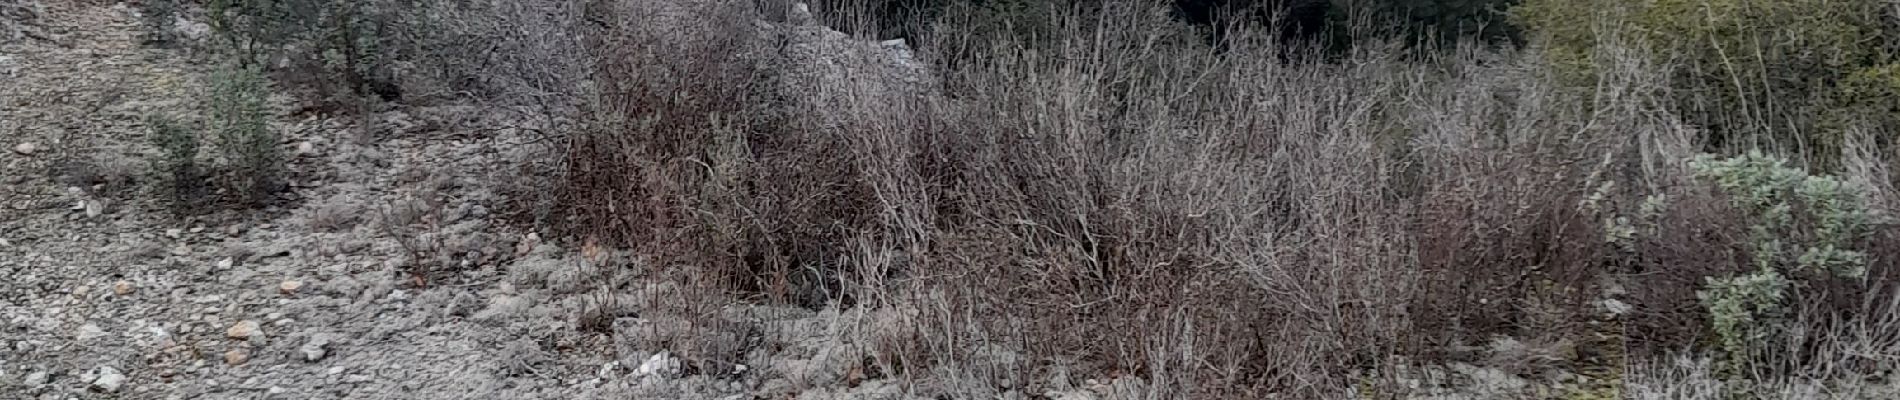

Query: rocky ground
[{"left": 0, "top": 2, "right": 928, "bottom": 399}]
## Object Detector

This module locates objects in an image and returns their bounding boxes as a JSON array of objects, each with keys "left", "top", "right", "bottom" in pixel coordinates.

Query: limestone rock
[{"left": 226, "top": 320, "right": 260, "bottom": 340}]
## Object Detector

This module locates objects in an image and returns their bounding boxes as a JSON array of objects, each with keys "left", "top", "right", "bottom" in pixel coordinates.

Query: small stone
[
  {"left": 216, "top": 257, "right": 234, "bottom": 269},
  {"left": 344, "top": 374, "right": 370, "bottom": 383},
  {"left": 189, "top": 226, "right": 204, "bottom": 233},
  {"left": 268, "top": 386, "right": 286, "bottom": 395},
  {"left": 635, "top": 351, "right": 681, "bottom": 377},
  {"left": 279, "top": 280, "right": 303, "bottom": 295},
  {"left": 225, "top": 320, "right": 261, "bottom": 339},
  {"left": 300, "top": 337, "right": 330, "bottom": 362},
  {"left": 1602, "top": 298, "right": 1632, "bottom": 316},
  {"left": 24, "top": 371, "right": 48, "bottom": 387},
  {"left": 113, "top": 281, "right": 134, "bottom": 296},
  {"left": 596, "top": 361, "right": 619, "bottom": 378},
  {"left": 13, "top": 142, "right": 38, "bottom": 155},
  {"left": 89, "top": 366, "right": 125, "bottom": 392},
  {"left": 84, "top": 200, "right": 103, "bottom": 218},
  {"left": 296, "top": 141, "right": 315, "bottom": 155},
  {"left": 165, "top": 228, "right": 183, "bottom": 238},
  {"left": 77, "top": 323, "right": 107, "bottom": 341},
  {"left": 326, "top": 366, "right": 346, "bottom": 375},
  {"left": 223, "top": 349, "right": 249, "bottom": 365}
]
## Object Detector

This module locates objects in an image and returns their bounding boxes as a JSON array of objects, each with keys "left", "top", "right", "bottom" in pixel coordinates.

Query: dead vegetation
[
  {"left": 527, "top": 1, "right": 1900, "bottom": 397},
  {"left": 106, "top": 0, "right": 1900, "bottom": 397}
]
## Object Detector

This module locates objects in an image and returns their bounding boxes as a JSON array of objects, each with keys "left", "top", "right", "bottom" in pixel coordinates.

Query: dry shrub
[
  {"left": 892, "top": 3, "right": 1422, "bottom": 396},
  {"left": 531, "top": 0, "right": 1900, "bottom": 397},
  {"left": 554, "top": 0, "right": 926, "bottom": 309}
]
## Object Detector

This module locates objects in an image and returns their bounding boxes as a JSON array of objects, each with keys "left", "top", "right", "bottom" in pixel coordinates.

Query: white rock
[
  {"left": 226, "top": 320, "right": 261, "bottom": 339},
  {"left": 24, "top": 371, "right": 48, "bottom": 387},
  {"left": 216, "top": 257, "right": 234, "bottom": 269},
  {"left": 12, "top": 142, "right": 38, "bottom": 155},
  {"left": 1602, "top": 298, "right": 1632, "bottom": 316},
  {"left": 596, "top": 361, "right": 619, "bottom": 378},
  {"left": 635, "top": 351, "right": 682, "bottom": 378},
  {"left": 278, "top": 280, "right": 304, "bottom": 295},
  {"left": 789, "top": 2, "right": 814, "bottom": 26},
  {"left": 300, "top": 336, "right": 330, "bottom": 362},
  {"left": 76, "top": 323, "right": 107, "bottom": 341},
  {"left": 113, "top": 280, "right": 134, "bottom": 296},
  {"left": 267, "top": 386, "right": 286, "bottom": 395},
  {"left": 84, "top": 200, "right": 103, "bottom": 218},
  {"left": 165, "top": 228, "right": 183, "bottom": 238},
  {"left": 89, "top": 366, "right": 125, "bottom": 392},
  {"left": 326, "top": 366, "right": 347, "bottom": 375}
]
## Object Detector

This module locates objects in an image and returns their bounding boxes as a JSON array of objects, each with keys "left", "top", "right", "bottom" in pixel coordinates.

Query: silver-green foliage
[
  {"left": 209, "top": 64, "right": 282, "bottom": 205},
  {"left": 1688, "top": 151, "right": 1882, "bottom": 374},
  {"left": 147, "top": 115, "right": 204, "bottom": 213}
]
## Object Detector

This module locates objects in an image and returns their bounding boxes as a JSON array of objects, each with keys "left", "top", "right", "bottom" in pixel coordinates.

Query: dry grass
[{"left": 500, "top": 0, "right": 1900, "bottom": 397}]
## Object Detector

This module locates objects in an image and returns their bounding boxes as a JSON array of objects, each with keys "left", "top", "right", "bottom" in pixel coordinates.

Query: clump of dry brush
[{"left": 499, "top": 0, "right": 1900, "bottom": 397}]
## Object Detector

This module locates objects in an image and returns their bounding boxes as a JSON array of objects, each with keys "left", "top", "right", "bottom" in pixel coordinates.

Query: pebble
[
  {"left": 24, "top": 371, "right": 48, "bottom": 386},
  {"left": 224, "top": 349, "right": 249, "bottom": 365},
  {"left": 268, "top": 386, "right": 286, "bottom": 395},
  {"left": 216, "top": 257, "right": 234, "bottom": 269},
  {"left": 278, "top": 280, "right": 303, "bottom": 295},
  {"left": 113, "top": 280, "right": 134, "bottom": 296},
  {"left": 326, "top": 366, "right": 346, "bottom": 375},
  {"left": 344, "top": 374, "right": 370, "bottom": 383},
  {"left": 596, "top": 361, "right": 619, "bottom": 378},
  {"left": 13, "top": 142, "right": 38, "bottom": 155},
  {"left": 300, "top": 336, "right": 330, "bottom": 362},
  {"left": 89, "top": 366, "right": 125, "bottom": 393},
  {"left": 635, "top": 351, "right": 681, "bottom": 377},
  {"left": 225, "top": 320, "right": 260, "bottom": 339},
  {"left": 165, "top": 228, "right": 183, "bottom": 238},
  {"left": 76, "top": 323, "right": 106, "bottom": 341}
]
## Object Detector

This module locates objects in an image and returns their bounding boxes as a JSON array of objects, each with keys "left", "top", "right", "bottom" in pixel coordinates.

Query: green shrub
[
  {"left": 206, "top": 0, "right": 400, "bottom": 101},
  {"left": 146, "top": 115, "right": 206, "bottom": 213},
  {"left": 208, "top": 64, "right": 283, "bottom": 205},
  {"left": 1687, "top": 151, "right": 1882, "bottom": 375},
  {"left": 1514, "top": 0, "right": 1899, "bottom": 167}
]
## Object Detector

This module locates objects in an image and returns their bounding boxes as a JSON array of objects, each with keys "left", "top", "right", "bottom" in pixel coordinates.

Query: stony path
[{"left": 1, "top": 3, "right": 923, "bottom": 400}]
